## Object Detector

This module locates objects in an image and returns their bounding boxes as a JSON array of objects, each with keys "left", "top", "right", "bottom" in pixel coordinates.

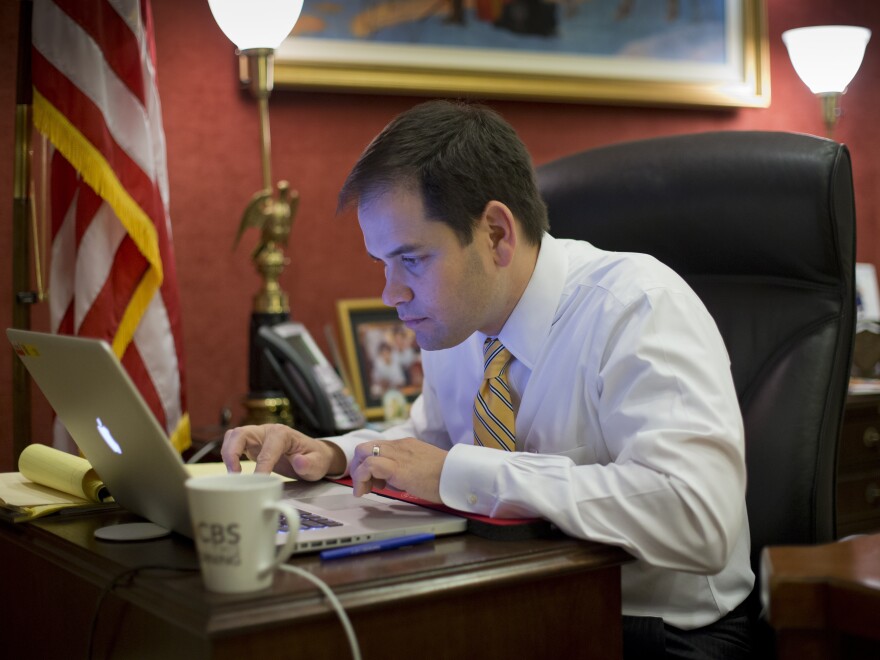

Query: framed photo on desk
[{"left": 336, "top": 298, "right": 423, "bottom": 420}]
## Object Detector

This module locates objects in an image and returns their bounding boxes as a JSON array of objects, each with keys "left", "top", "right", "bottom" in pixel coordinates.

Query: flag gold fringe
[
  {"left": 169, "top": 412, "right": 192, "bottom": 453},
  {"left": 33, "top": 92, "right": 190, "bottom": 453},
  {"left": 111, "top": 268, "right": 160, "bottom": 360},
  {"left": 32, "top": 90, "right": 164, "bottom": 357}
]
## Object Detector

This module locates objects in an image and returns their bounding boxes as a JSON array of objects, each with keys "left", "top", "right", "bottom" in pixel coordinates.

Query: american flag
[{"left": 31, "top": 0, "right": 189, "bottom": 452}]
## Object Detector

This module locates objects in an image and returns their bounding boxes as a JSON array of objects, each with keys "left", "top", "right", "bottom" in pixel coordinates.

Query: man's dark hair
[{"left": 338, "top": 100, "right": 548, "bottom": 246}]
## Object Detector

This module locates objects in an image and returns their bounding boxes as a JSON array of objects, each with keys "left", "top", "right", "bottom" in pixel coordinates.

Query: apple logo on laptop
[{"left": 96, "top": 418, "right": 122, "bottom": 454}]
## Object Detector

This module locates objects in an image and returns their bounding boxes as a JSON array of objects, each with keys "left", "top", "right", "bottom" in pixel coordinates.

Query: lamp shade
[
  {"left": 782, "top": 26, "right": 871, "bottom": 94},
  {"left": 207, "top": 0, "right": 303, "bottom": 51}
]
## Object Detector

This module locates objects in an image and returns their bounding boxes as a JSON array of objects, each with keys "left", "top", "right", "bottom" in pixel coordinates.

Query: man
[{"left": 222, "top": 100, "right": 754, "bottom": 658}]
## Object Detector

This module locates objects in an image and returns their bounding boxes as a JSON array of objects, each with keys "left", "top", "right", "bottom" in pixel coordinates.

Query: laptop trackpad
[{"left": 296, "top": 494, "right": 367, "bottom": 511}]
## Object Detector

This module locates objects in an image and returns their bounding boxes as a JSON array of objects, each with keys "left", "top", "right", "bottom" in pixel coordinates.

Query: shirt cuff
[
  {"left": 322, "top": 422, "right": 417, "bottom": 478},
  {"left": 322, "top": 428, "right": 385, "bottom": 478},
  {"left": 439, "top": 443, "right": 512, "bottom": 514}
]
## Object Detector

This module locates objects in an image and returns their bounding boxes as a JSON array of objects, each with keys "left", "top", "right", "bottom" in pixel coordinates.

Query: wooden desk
[
  {"left": 761, "top": 533, "right": 880, "bottom": 660},
  {"left": 1, "top": 510, "right": 631, "bottom": 659},
  {"left": 838, "top": 393, "right": 880, "bottom": 537}
]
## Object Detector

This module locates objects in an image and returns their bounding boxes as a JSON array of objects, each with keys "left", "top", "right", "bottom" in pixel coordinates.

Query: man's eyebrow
[{"left": 368, "top": 243, "right": 423, "bottom": 260}]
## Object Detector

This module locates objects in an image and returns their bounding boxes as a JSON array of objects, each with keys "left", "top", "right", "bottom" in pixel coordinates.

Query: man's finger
[
  {"left": 252, "top": 424, "right": 294, "bottom": 474},
  {"left": 221, "top": 427, "right": 245, "bottom": 473},
  {"left": 351, "top": 454, "right": 391, "bottom": 496},
  {"left": 253, "top": 437, "right": 281, "bottom": 474}
]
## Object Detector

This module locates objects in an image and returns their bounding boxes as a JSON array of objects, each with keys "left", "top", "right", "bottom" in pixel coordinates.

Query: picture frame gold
[
  {"left": 256, "top": 0, "right": 769, "bottom": 109},
  {"left": 336, "top": 298, "right": 423, "bottom": 421}
]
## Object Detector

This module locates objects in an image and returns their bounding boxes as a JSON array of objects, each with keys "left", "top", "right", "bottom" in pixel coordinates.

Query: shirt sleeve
[
  {"left": 323, "top": 367, "right": 453, "bottom": 474},
  {"left": 440, "top": 286, "right": 747, "bottom": 574}
]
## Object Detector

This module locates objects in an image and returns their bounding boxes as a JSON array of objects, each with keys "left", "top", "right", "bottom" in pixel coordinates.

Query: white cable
[{"left": 278, "top": 564, "right": 362, "bottom": 660}]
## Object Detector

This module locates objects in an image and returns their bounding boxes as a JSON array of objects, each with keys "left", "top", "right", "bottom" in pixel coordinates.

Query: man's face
[{"left": 358, "top": 187, "right": 498, "bottom": 350}]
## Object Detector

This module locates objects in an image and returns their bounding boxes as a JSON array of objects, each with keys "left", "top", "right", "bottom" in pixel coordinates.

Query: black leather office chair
[{"left": 536, "top": 131, "right": 856, "bottom": 582}]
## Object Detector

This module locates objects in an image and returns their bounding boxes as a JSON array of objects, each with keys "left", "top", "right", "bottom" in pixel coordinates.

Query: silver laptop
[{"left": 7, "top": 329, "right": 466, "bottom": 552}]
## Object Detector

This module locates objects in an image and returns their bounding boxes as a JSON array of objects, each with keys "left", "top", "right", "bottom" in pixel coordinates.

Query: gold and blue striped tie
[{"left": 473, "top": 338, "right": 516, "bottom": 451}]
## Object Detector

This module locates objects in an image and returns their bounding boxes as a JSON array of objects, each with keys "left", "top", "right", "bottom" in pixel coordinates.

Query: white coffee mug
[{"left": 186, "top": 473, "right": 300, "bottom": 594}]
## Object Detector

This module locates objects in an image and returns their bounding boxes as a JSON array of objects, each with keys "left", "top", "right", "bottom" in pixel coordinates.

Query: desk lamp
[
  {"left": 782, "top": 26, "right": 871, "bottom": 137},
  {"left": 208, "top": 0, "right": 304, "bottom": 425}
]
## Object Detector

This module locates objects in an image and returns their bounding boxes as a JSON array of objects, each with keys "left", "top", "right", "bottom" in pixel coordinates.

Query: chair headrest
[{"left": 537, "top": 131, "right": 853, "bottom": 286}]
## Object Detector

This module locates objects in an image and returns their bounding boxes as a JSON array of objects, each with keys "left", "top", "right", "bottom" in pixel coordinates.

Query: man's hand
[
  {"left": 349, "top": 437, "right": 447, "bottom": 503},
  {"left": 220, "top": 424, "right": 345, "bottom": 480}
]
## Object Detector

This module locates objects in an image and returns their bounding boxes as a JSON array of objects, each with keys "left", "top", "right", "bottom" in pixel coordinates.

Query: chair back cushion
[{"left": 536, "top": 132, "right": 855, "bottom": 565}]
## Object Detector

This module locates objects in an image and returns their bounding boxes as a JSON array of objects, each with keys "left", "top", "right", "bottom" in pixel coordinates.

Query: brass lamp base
[
  {"left": 820, "top": 92, "right": 842, "bottom": 137},
  {"left": 233, "top": 48, "right": 301, "bottom": 432},
  {"left": 241, "top": 394, "right": 293, "bottom": 427}
]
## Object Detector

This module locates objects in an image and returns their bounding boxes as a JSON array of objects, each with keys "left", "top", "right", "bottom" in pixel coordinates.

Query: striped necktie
[{"left": 473, "top": 338, "right": 516, "bottom": 451}]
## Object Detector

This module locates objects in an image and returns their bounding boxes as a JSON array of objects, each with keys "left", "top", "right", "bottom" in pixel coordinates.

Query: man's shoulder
[
  {"left": 551, "top": 240, "right": 702, "bottom": 326},
  {"left": 560, "top": 239, "right": 684, "bottom": 289}
]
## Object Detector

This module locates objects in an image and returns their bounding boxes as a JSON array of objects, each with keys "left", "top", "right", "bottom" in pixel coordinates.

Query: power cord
[
  {"left": 279, "top": 563, "right": 362, "bottom": 660},
  {"left": 87, "top": 564, "right": 199, "bottom": 660},
  {"left": 86, "top": 563, "right": 361, "bottom": 660}
]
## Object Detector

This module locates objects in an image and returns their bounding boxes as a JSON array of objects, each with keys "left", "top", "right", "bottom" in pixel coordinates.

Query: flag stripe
[
  {"left": 73, "top": 176, "right": 105, "bottom": 246},
  {"left": 35, "top": 15, "right": 182, "bottom": 408},
  {"left": 32, "top": 0, "right": 159, "bottom": 182},
  {"left": 77, "top": 233, "right": 147, "bottom": 340},
  {"left": 122, "top": 342, "right": 167, "bottom": 430},
  {"left": 135, "top": 0, "right": 172, "bottom": 211},
  {"left": 49, "top": 146, "right": 78, "bottom": 238},
  {"left": 34, "top": 0, "right": 188, "bottom": 452},
  {"left": 52, "top": 0, "right": 147, "bottom": 105},
  {"left": 49, "top": 157, "right": 78, "bottom": 328},
  {"left": 33, "top": 89, "right": 163, "bottom": 287},
  {"left": 136, "top": 293, "right": 182, "bottom": 431},
  {"left": 33, "top": 52, "right": 160, "bottom": 228}
]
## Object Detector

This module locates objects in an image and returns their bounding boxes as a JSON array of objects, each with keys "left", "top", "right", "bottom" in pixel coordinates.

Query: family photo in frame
[{"left": 336, "top": 298, "right": 423, "bottom": 420}]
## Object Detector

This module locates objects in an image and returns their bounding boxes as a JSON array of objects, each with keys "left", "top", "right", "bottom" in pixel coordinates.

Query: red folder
[{"left": 331, "top": 478, "right": 560, "bottom": 541}]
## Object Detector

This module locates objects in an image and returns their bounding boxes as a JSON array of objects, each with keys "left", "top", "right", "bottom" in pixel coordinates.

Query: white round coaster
[{"left": 94, "top": 522, "right": 171, "bottom": 542}]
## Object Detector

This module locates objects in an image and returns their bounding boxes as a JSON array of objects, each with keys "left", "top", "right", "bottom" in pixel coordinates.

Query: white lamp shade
[
  {"left": 207, "top": 0, "right": 303, "bottom": 51},
  {"left": 782, "top": 26, "right": 871, "bottom": 94}
]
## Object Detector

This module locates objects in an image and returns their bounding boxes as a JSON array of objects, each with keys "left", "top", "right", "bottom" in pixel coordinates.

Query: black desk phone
[{"left": 255, "top": 322, "right": 366, "bottom": 435}]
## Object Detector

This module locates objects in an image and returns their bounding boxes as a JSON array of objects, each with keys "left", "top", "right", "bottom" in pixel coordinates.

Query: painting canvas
[{"left": 267, "top": 0, "right": 768, "bottom": 107}]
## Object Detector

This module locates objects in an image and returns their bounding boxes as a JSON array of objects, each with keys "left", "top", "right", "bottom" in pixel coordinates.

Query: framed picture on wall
[
  {"left": 252, "top": 0, "right": 769, "bottom": 108},
  {"left": 336, "top": 298, "right": 423, "bottom": 420}
]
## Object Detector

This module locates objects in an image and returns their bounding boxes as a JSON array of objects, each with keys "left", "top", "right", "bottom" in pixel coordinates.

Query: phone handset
[{"left": 255, "top": 323, "right": 365, "bottom": 435}]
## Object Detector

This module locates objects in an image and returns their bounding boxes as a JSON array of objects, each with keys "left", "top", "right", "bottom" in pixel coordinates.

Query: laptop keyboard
[{"left": 279, "top": 511, "right": 343, "bottom": 533}]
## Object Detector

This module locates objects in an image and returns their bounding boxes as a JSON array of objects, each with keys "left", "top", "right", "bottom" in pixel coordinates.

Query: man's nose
[{"left": 382, "top": 268, "right": 412, "bottom": 307}]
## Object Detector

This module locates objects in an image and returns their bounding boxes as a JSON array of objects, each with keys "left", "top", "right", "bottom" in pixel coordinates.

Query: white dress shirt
[{"left": 328, "top": 233, "right": 755, "bottom": 629}]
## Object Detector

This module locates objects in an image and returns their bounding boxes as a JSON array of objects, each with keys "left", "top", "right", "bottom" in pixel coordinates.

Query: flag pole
[{"left": 11, "top": 0, "right": 34, "bottom": 464}]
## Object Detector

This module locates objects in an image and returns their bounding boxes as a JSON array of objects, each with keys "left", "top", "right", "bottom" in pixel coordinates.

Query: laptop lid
[
  {"left": 7, "top": 329, "right": 467, "bottom": 551},
  {"left": 8, "top": 328, "right": 193, "bottom": 536}
]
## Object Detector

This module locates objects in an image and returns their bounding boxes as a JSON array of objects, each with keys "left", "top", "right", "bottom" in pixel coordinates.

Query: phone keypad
[{"left": 331, "top": 391, "right": 365, "bottom": 428}]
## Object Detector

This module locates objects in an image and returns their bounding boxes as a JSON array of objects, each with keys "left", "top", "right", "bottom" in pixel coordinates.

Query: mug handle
[{"left": 259, "top": 501, "right": 300, "bottom": 578}]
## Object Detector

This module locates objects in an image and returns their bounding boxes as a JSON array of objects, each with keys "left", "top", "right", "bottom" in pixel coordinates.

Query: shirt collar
[{"left": 491, "top": 233, "right": 567, "bottom": 370}]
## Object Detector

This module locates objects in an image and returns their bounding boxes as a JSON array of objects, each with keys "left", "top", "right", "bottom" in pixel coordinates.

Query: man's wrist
[{"left": 321, "top": 440, "right": 348, "bottom": 476}]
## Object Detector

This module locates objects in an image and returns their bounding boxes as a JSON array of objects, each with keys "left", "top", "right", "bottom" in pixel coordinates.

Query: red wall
[{"left": 2, "top": 0, "right": 879, "bottom": 470}]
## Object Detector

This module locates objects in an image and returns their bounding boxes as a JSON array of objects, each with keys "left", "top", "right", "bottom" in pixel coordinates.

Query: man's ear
[{"left": 481, "top": 200, "right": 516, "bottom": 267}]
